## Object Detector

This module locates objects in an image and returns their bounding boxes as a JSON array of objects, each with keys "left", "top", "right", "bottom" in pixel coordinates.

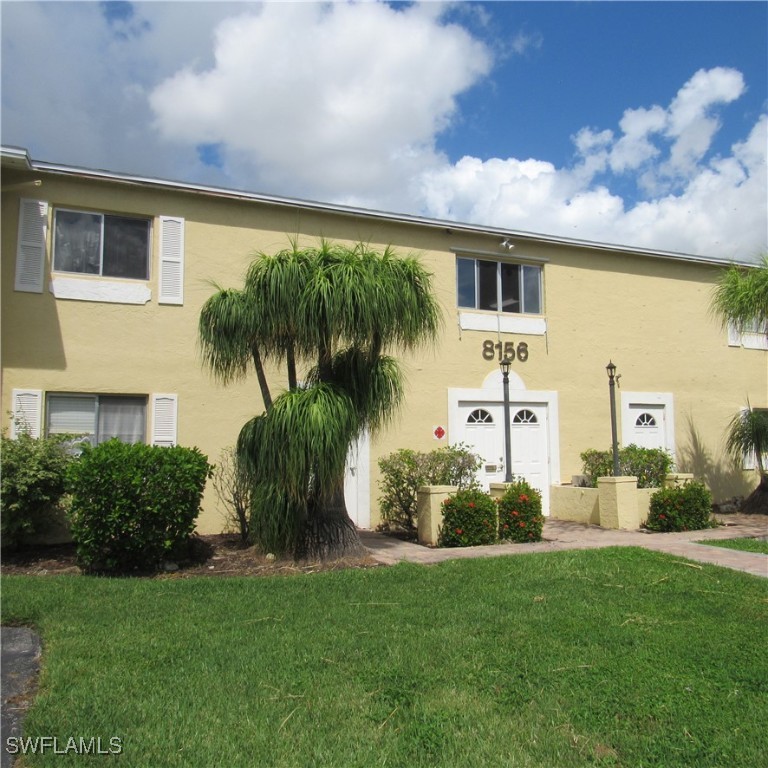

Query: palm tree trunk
[
  {"left": 286, "top": 341, "right": 297, "bottom": 390},
  {"left": 296, "top": 482, "right": 367, "bottom": 561},
  {"left": 251, "top": 344, "right": 273, "bottom": 411},
  {"left": 741, "top": 473, "right": 768, "bottom": 514}
]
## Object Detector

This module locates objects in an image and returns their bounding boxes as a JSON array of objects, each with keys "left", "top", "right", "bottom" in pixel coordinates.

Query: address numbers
[{"left": 482, "top": 340, "right": 529, "bottom": 362}]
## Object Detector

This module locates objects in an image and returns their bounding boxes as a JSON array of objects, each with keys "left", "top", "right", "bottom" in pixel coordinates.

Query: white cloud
[
  {"left": 509, "top": 30, "right": 543, "bottom": 56},
  {"left": 419, "top": 69, "right": 766, "bottom": 261},
  {"left": 149, "top": 2, "right": 492, "bottom": 204},
  {"left": 609, "top": 106, "right": 666, "bottom": 173},
  {"left": 665, "top": 67, "right": 745, "bottom": 175},
  {"left": 1, "top": 4, "right": 765, "bottom": 262}
]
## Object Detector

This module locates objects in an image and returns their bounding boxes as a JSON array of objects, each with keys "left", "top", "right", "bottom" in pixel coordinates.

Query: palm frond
[
  {"left": 238, "top": 384, "right": 358, "bottom": 504},
  {"left": 307, "top": 348, "right": 405, "bottom": 434},
  {"left": 710, "top": 255, "right": 768, "bottom": 333},
  {"left": 725, "top": 405, "right": 768, "bottom": 475},
  {"left": 198, "top": 287, "right": 258, "bottom": 383}
]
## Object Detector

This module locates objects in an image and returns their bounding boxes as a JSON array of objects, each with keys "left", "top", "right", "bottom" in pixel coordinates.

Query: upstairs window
[
  {"left": 457, "top": 257, "right": 542, "bottom": 314},
  {"left": 53, "top": 209, "right": 150, "bottom": 280}
]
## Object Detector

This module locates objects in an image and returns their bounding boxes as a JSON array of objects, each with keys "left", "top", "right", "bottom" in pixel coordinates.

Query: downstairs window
[{"left": 46, "top": 394, "right": 147, "bottom": 445}]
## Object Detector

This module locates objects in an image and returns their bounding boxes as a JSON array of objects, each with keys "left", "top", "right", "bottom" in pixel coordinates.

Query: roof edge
[{"left": 1, "top": 145, "right": 747, "bottom": 268}]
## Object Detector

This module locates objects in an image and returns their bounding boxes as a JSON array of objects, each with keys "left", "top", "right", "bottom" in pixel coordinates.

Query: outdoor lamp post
[
  {"left": 606, "top": 361, "right": 620, "bottom": 477},
  {"left": 500, "top": 356, "right": 514, "bottom": 483}
]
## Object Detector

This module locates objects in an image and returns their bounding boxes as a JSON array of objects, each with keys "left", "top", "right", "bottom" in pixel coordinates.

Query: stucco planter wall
[
  {"left": 416, "top": 485, "right": 457, "bottom": 546},
  {"left": 550, "top": 485, "right": 600, "bottom": 525},
  {"left": 418, "top": 473, "right": 698, "bottom": 544}
]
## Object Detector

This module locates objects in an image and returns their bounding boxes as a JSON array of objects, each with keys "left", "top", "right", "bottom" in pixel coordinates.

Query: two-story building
[{"left": 2, "top": 145, "right": 765, "bottom": 533}]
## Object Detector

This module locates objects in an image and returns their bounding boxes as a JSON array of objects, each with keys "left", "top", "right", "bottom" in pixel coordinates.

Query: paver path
[{"left": 360, "top": 514, "right": 768, "bottom": 578}]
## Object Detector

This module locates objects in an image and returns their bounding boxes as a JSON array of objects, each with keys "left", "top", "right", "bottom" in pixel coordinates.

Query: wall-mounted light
[
  {"left": 500, "top": 238, "right": 515, "bottom": 250},
  {"left": 2, "top": 179, "right": 42, "bottom": 192}
]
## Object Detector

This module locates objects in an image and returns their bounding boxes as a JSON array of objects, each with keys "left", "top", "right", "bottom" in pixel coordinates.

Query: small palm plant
[{"left": 725, "top": 405, "right": 768, "bottom": 514}]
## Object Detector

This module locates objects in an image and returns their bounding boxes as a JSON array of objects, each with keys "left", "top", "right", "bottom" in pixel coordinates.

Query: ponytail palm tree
[{"left": 199, "top": 241, "right": 441, "bottom": 559}]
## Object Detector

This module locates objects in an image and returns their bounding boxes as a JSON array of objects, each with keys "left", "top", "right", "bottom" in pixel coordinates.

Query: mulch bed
[{"left": 1, "top": 535, "right": 383, "bottom": 579}]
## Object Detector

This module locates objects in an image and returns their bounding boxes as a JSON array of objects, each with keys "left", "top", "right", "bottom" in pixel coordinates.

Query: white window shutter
[
  {"left": 15, "top": 199, "right": 48, "bottom": 293},
  {"left": 726, "top": 322, "right": 742, "bottom": 347},
  {"left": 11, "top": 389, "right": 43, "bottom": 438},
  {"left": 151, "top": 394, "right": 178, "bottom": 446},
  {"left": 158, "top": 216, "right": 184, "bottom": 305}
]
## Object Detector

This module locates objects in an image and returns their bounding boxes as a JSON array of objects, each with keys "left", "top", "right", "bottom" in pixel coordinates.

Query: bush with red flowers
[
  {"left": 498, "top": 480, "right": 544, "bottom": 543},
  {"left": 644, "top": 482, "right": 715, "bottom": 532},
  {"left": 438, "top": 488, "right": 498, "bottom": 547}
]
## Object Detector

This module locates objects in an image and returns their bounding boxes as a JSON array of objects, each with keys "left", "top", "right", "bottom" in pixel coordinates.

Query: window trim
[
  {"left": 455, "top": 255, "right": 544, "bottom": 316},
  {"left": 46, "top": 392, "right": 148, "bottom": 446},
  {"left": 52, "top": 206, "right": 152, "bottom": 282}
]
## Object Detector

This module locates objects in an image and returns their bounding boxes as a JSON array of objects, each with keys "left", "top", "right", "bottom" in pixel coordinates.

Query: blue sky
[{"left": 2, "top": 1, "right": 766, "bottom": 260}]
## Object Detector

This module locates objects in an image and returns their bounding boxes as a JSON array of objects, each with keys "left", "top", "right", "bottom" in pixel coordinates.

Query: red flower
[
  {"left": 520, "top": 494, "right": 529, "bottom": 503},
  {"left": 455, "top": 528, "right": 463, "bottom": 535},
  {"left": 512, "top": 510, "right": 519, "bottom": 516},
  {"left": 519, "top": 521, "right": 526, "bottom": 527},
  {"left": 503, "top": 524, "right": 509, "bottom": 530},
  {"left": 468, "top": 502, "right": 475, "bottom": 508},
  {"left": 659, "top": 513, "right": 666, "bottom": 519}
]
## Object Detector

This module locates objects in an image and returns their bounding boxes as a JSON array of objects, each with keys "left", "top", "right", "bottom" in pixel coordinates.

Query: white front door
[
  {"left": 621, "top": 392, "right": 675, "bottom": 458},
  {"left": 344, "top": 431, "right": 370, "bottom": 528},
  {"left": 626, "top": 404, "right": 666, "bottom": 450},
  {"left": 458, "top": 401, "right": 550, "bottom": 513},
  {"left": 510, "top": 407, "right": 548, "bottom": 504}
]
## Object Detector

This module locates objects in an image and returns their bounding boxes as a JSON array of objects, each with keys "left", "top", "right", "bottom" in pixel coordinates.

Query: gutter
[{"left": 0, "top": 145, "right": 746, "bottom": 268}]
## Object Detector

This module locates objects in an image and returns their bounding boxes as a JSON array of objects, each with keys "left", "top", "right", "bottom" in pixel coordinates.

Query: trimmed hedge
[
  {"left": 498, "top": 480, "right": 544, "bottom": 543},
  {"left": 438, "top": 488, "right": 497, "bottom": 548},
  {"left": 580, "top": 444, "right": 674, "bottom": 488},
  {"left": 68, "top": 440, "right": 213, "bottom": 573},
  {"left": 645, "top": 482, "right": 716, "bottom": 532}
]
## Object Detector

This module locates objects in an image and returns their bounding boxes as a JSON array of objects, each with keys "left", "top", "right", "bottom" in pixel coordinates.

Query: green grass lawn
[
  {"left": 697, "top": 537, "right": 768, "bottom": 555},
  {"left": 2, "top": 547, "right": 767, "bottom": 767}
]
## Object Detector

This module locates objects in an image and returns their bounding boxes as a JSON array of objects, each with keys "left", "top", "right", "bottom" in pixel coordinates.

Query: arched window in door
[
  {"left": 467, "top": 408, "right": 494, "bottom": 424},
  {"left": 513, "top": 409, "right": 538, "bottom": 424},
  {"left": 635, "top": 412, "right": 657, "bottom": 428}
]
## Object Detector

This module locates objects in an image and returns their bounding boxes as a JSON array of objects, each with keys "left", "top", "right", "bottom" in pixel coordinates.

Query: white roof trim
[{"left": 0, "top": 145, "right": 745, "bottom": 268}]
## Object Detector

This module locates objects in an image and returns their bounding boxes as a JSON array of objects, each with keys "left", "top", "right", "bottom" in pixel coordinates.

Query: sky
[{"left": 2, "top": 1, "right": 766, "bottom": 262}]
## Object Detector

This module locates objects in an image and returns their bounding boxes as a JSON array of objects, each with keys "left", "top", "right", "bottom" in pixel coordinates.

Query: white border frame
[
  {"left": 620, "top": 391, "right": 675, "bottom": 458},
  {"left": 447, "top": 386, "right": 561, "bottom": 494}
]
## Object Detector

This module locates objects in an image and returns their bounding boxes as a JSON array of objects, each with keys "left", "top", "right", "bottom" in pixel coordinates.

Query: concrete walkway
[{"left": 360, "top": 514, "right": 768, "bottom": 578}]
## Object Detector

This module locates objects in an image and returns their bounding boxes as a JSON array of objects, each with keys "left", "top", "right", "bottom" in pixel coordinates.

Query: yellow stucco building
[{"left": 2, "top": 146, "right": 765, "bottom": 533}]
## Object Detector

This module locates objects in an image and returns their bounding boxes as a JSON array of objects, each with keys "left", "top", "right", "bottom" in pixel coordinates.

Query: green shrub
[
  {"left": 498, "top": 480, "right": 545, "bottom": 543},
  {"left": 438, "top": 488, "right": 497, "bottom": 548},
  {"left": 378, "top": 444, "right": 480, "bottom": 532},
  {"left": 0, "top": 431, "right": 76, "bottom": 550},
  {"left": 645, "top": 482, "right": 716, "bottom": 532},
  {"left": 68, "top": 440, "right": 213, "bottom": 573},
  {"left": 580, "top": 444, "right": 674, "bottom": 488}
]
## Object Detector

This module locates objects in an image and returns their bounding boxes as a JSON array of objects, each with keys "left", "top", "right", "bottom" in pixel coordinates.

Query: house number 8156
[{"left": 482, "top": 340, "right": 529, "bottom": 362}]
